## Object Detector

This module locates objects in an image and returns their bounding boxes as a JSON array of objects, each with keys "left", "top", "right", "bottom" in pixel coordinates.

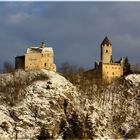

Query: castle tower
[
  {"left": 100, "top": 36, "right": 112, "bottom": 63},
  {"left": 40, "top": 42, "right": 46, "bottom": 48}
]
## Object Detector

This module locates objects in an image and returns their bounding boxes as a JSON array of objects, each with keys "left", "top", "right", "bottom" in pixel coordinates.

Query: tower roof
[{"left": 100, "top": 36, "right": 112, "bottom": 46}]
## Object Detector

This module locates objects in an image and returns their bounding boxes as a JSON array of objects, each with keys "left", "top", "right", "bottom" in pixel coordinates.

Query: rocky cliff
[{"left": 0, "top": 70, "right": 139, "bottom": 139}]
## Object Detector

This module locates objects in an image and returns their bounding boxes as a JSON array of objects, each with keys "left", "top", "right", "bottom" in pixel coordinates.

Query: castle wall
[
  {"left": 25, "top": 53, "right": 42, "bottom": 70},
  {"left": 102, "top": 63, "right": 123, "bottom": 82},
  {"left": 15, "top": 56, "right": 25, "bottom": 69},
  {"left": 41, "top": 51, "right": 56, "bottom": 71},
  {"left": 25, "top": 50, "right": 56, "bottom": 71}
]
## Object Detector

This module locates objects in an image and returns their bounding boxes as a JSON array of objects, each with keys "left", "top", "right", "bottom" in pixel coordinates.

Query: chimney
[{"left": 40, "top": 42, "right": 46, "bottom": 48}]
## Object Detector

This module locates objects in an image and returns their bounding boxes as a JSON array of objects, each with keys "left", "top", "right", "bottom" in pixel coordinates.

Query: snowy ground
[
  {"left": 125, "top": 74, "right": 140, "bottom": 87},
  {"left": 0, "top": 70, "right": 139, "bottom": 139},
  {"left": 0, "top": 70, "right": 80, "bottom": 139}
]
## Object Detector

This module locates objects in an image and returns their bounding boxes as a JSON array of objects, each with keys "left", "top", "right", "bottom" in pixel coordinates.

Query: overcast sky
[{"left": 0, "top": 2, "right": 140, "bottom": 70}]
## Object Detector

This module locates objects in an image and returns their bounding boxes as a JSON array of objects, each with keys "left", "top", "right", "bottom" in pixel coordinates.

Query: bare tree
[
  {"left": 3, "top": 61, "right": 15, "bottom": 73},
  {"left": 59, "top": 62, "right": 85, "bottom": 84}
]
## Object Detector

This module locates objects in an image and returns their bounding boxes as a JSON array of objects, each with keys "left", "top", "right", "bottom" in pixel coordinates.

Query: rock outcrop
[
  {"left": 0, "top": 70, "right": 80, "bottom": 139},
  {"left": 0, "top": 70, "right": 139, "bottom": 139}
]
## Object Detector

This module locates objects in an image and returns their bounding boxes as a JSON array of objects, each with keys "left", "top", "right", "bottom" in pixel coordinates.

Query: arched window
[{"left": 106, "top": 50, "right": 108, "bottom": 53}]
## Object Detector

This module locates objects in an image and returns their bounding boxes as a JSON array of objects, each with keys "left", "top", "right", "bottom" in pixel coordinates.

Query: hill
[{"left": 0, "top": 70, "right": 139, "bottom": 139}]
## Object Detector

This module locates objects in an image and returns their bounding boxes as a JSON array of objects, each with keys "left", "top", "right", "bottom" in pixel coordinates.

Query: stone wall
[
  {"left": 102, "top": 63, "right": 123, "bottom": 82},
  {"left": 25, "top": 50, "right": 56, "bottom": 71},
  {"left": 15, "top": 43, "right": 56, "bottom": 72},
  {"left": 101, "top": 44, "right": 112, "bottom": 63}
]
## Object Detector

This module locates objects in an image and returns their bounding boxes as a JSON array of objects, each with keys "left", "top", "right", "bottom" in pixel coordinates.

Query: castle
[
  {"left": 96, "top": 36, "right": 124, "bottom": 82},
  {"left": 86, "top": 36, "right": 128, "bottom": 83},
  {"left": 15, "top": 42, "right": 56, "bottom": 71},
  {"left": 15, "top": 37, "right": 129, "bottom": 83}
]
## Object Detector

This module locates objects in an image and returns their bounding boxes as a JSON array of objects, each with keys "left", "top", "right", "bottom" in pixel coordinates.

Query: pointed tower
[{"left": 100, "top": 36, "right": 112, "bottom": 63}]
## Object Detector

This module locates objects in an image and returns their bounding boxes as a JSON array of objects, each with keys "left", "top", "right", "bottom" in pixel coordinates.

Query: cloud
[
  {"left": 0, "top": 2, "right": 140, "bottom": 70},
  {"left": 8, "top": 13, "right": 30, "bottom": 24}
]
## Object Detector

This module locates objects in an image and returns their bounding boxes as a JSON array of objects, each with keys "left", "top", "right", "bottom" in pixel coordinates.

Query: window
[
  {"left": 112, "top": 72, "right": 114, "bottom": 75},
  {"left": 44, "top": 63, "right": 46, "bottom": 67},
  {"left": 106, "top": 50, "right": 108, "bottom": 53}
]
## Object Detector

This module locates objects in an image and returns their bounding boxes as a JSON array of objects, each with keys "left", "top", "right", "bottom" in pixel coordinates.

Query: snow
[
  {"left": 125, "top": 74, "right": 140, "bottom": 87},
  {"left": 0, "top": 71, "right": 139, "bottom": 139},
  {"left": 0, "top": 69, "right": 80, "bottom": 139},
  {"left": 27, "top": 47, "right": 53, "bottom": 53}
]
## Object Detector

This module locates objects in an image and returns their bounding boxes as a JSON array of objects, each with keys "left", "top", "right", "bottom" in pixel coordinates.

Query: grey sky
[{"left": 0, "top": 2, "right": 140, "bottom": 70}]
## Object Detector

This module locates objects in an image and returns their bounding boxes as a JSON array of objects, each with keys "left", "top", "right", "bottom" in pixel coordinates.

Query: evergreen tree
[
  {"left": 63, "top": 99, "right": 68, "bottom": 115},
  {"left": 59, "top": 118, "right": 67, "bottom": 139},
  {"left": 37, "top": 125, "right": 53, "bottom": 140},
  {"left": 84, "top": 113, "right": 94, "bottom": 139},
  {"left": 64, "top": 111, "right": 84, "bottom": 139},
  {"left": 123, "top": 57, "right": 131, "bottom": 75}
]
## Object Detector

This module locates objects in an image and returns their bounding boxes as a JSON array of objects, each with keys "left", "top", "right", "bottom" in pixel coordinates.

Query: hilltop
[{"left": 0, "top": 70, "right": 139, "bottom": 139}]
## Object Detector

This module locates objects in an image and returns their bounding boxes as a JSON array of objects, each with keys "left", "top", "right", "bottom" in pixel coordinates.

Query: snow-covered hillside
[
  {"left": 0, "top": 70, "right": 81, "bottom": 139},
  {"left": 125, "top": 74, "right": 140, "bottom": 87},
  {"left": 0, "top": 70, "right": 139, "bottom": 139}
]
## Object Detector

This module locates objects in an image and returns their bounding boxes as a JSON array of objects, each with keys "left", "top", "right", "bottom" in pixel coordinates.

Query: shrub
[
  {"left": 0, "top": 121, "right": 9, "bottom": 132},
  {"left": 3, "top": 62, "right": 15, "bottom": 73},
  {"left": 0, "top": 70, "right": 49, "bottom": 106},
  {"left": 37, "top": 125, "right": 53, "bottom": 140},
  {"left": 64, "top": 111, "right": 84, "bottom": 139}
]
